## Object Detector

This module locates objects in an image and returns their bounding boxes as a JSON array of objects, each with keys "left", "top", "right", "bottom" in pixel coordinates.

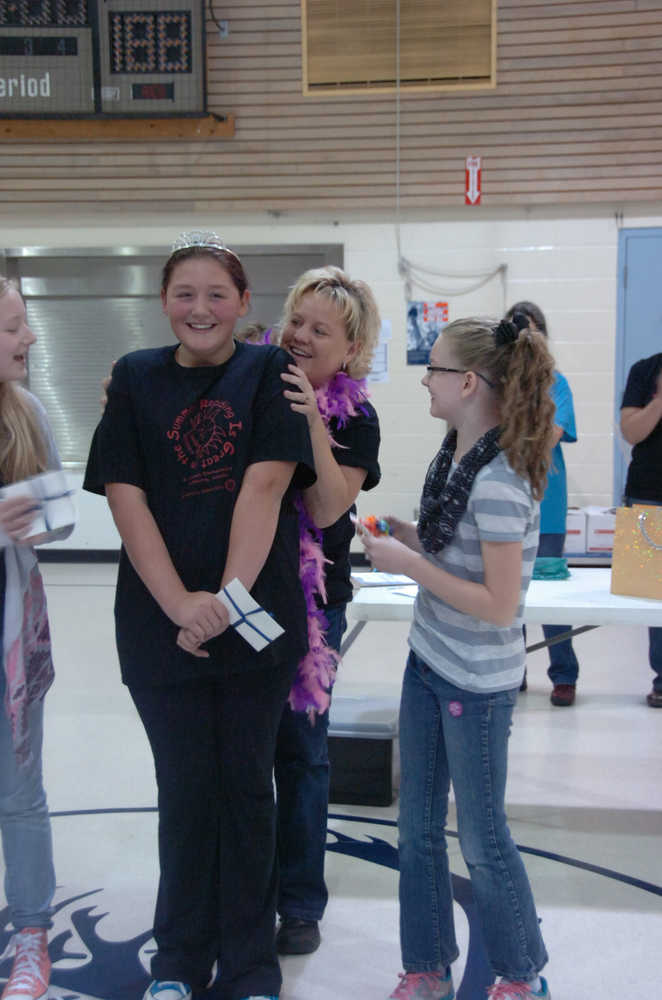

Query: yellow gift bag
[{"left": 611, "top": 505, "right": 662, "bottom": 600}]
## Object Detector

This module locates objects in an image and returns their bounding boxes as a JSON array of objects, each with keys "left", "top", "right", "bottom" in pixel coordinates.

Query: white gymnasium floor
[{"left": 3, "top": 561, "right": 660, "bottom": 1000}]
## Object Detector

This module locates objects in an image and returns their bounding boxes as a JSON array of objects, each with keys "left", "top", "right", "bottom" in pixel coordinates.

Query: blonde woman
[{"left": 258, "top": 267, "right": 382, "bottom": 955}]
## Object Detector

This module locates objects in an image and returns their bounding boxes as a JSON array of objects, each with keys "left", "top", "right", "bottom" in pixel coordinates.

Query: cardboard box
[
  {"left": 585, "top": 506, "right": 616, "bottom": 553},
  {"left": 564, "top": 507, "right": 587, "bottom": 554}
]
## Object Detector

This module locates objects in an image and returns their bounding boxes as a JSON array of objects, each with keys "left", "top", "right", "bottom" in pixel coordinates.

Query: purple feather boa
[
  {"left": 289, "top": 371, "right": 370, "bottom": 717},
  {"left": 248, "top": 329, "right": 370, "bottom": 716}
]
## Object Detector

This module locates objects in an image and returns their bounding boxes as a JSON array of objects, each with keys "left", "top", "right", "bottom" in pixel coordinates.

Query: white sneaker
[{"left": 143, "top": 982, "right": 192, "bottom": 1000}]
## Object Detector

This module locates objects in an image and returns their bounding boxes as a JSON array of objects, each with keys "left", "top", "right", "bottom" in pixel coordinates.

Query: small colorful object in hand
[{"left": 360, "top": 515, "right": 391, "bottom": 537}]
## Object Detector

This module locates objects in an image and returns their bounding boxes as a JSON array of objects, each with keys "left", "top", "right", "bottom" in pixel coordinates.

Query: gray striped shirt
[{"left": 408, "top": 451, "right": 539, "bottom": 693}]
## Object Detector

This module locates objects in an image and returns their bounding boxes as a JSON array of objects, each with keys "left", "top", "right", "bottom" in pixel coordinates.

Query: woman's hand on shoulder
[
  {"left": 99, "top": 360, "right": 116, "bottom": 412},
  {"left": 0, "top": 495, "right": 40, "bottom": 541},
  {"left": 281, "top": 363, "right": 322, "bottom": 427}
]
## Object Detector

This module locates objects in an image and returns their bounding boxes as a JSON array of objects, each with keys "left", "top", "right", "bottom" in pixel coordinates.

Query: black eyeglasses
[{"left": 425, "top": 365, "right": 494, "bottom": 388}]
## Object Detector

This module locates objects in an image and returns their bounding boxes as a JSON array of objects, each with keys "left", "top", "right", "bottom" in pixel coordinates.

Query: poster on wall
[
  {"left": 407, "top": 301, "right": 449, "bottom": 365},
  {"left": 367, "top": 319, "right": 391, "bottom": 382}
]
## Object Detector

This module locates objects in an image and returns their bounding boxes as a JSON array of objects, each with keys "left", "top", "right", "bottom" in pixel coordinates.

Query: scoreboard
[{"left": 0, "top": 0, "right": 205, "bottom": 115}]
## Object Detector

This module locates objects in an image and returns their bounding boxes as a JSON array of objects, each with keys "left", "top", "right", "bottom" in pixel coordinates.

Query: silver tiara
[{"left": 170, "top": 230, "right": 240, "bottom": 259}]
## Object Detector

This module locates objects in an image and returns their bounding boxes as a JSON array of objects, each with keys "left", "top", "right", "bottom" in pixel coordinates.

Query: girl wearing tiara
[
  {"left": 84, "top": 233, "right": 315, "bottom": 1000},
  {"left": 360, "top": 316, "right": 555, "bottom": 1000}
]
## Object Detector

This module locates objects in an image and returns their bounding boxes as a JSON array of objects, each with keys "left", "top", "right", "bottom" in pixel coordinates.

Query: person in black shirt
[
  {"left": 84, "top": 233, "right": 315, "bottom": 1000},
  {"left": 620, "top": 351, "right": 662, "bottom": 707},
  {"left": 269, "top": 267, "right": 381, "bottom": 955}
]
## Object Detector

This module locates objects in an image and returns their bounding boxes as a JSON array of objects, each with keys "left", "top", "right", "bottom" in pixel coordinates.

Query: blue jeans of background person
[
  {"left": 275, "top": 603, "right": 347, "bottom": 922},
  {"left": 537, "top": 532, "right": 580, "bottom": 686},
  {"left": 398, "top": 650, "right": 548, "bottom": 981},
  {"left": 0, "top": 695, "right": 55, "bottom": 930},
  {"left": 625, "top": 498, "right": 662, "bottom": 693}
]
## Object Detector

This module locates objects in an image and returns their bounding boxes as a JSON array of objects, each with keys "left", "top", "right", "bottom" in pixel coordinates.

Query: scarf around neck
[{"left": 417, "top": 425, "right": 501, "bottom": 554}]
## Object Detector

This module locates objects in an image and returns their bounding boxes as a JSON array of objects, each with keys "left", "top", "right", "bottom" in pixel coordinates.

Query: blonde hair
[
  {"left": 0, "top": 277, "right": 48, "bottom": 483},
  {"left": 442, "top": 316, "right": 556, "bottom": 499},
  {"left": 275, "top": 266, "right": 380, "bottom": 379}
]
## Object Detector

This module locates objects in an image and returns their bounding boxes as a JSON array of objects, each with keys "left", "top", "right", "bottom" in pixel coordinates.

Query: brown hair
[
  {"left": 0, "top": 277, "right": 48, "bottom": 482},
  {"left": 442, "top": 316, "right": 556, "bottom": 499},
  {"left": 161, "top": 245, "right": 249, "bottom": 298},
  {"left": 275, "top": 265, "right": 380, "bottom": 379},
  {"left": 505, "top": 300, "right": 549, "bottom": 338}
]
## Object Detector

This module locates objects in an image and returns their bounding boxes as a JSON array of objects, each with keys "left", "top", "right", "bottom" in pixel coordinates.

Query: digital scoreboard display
[
  {"left": 109, "top": 12, "right": 192, "bottom": 74},
  {"left": 0, "top": 0, "right": 204, "bottom": 115}
]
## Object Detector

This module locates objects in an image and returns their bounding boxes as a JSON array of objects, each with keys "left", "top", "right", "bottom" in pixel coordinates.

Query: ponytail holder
[{"left": 494, "top": 312, "right": 529, "bottom": 346}]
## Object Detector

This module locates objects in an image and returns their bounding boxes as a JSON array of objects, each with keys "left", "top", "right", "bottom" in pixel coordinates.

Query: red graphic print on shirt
[{"left": 167, "top": 398, "right": 243, "bottom": 497}]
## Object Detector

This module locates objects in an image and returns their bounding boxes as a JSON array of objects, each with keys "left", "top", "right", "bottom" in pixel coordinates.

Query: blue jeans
[
  {"left": 537, "top": 532, "right": 580, "bottom": 686},
  {"left": 0, "top": 696, "right": 55, "bottom": 930},
  {"left": 398, "top": 651, "right": 548, "bottom": 980},
  {"left": 274, "top": 603, "right": 347, "bottom": 922},
  {"left": 625, "top": 498, "right": 662, "bottom": 692}
]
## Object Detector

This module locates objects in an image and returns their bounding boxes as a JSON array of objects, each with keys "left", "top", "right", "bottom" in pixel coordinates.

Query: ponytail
[
  {"left": 441, "top": 315, "right": 556, "bottom": 499},
  {"left": 497, "top": 319, "right": 555, "bottom": 499}
]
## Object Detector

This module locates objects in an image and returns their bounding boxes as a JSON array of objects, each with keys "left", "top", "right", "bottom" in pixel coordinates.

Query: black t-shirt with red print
[{"left": 84, "top": 341, "right": 315, "bottom": 688}]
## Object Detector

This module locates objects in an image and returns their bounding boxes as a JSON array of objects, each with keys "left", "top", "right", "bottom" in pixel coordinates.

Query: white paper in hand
[
  {"left": 0, "top": 470, "right": 76, "bottom": 539},
  {"left": 216, "top": 578, "right": 285, "bottom": 651}
]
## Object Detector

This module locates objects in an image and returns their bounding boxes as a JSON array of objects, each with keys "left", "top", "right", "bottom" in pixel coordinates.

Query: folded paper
[
  {"left": 216, "top": 577, "right": 285, "bottom": 651},
  {"left": 0, "top": 470, "right": 76, "bottom": 540}
]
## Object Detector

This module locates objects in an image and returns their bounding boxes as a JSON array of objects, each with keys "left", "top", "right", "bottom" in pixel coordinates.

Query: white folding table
[{"left": 347, "top": 568, "right": 662, "bottom": 639}]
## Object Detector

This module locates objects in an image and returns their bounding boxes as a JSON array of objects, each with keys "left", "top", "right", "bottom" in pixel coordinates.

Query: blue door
[{"left": 614, "top": 228, "right": 662, "bottom": 500}]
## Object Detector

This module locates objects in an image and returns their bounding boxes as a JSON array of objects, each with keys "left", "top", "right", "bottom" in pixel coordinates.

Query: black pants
[{"left": 130, "top": 660, "right": 296, "bottom": 1000}]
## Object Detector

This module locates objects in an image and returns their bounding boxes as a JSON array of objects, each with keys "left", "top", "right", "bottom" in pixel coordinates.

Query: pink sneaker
[
  {"left": 1, "top": 928, "right": 51, "bottom": 1000},
  {"left": 487, "top": 977, "right": 550, "bottom": 999},
  {"left": 389, "top": 970, "right": 455, "bottom": 999}
]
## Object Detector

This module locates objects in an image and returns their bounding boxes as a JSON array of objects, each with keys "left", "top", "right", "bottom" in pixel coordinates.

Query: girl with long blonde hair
[{"left": 0, "top": 277, "right": 73, "bottom": 1000}]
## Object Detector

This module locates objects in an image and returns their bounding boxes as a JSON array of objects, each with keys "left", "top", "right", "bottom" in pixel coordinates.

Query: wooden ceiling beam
[{"left": 0, "top": 114, "right": 235, "bottom": 143}]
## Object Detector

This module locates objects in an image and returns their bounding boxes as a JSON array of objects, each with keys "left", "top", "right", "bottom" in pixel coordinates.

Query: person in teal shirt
[{"left": 506, "top": 302, "right": 579, "bottom": 706}]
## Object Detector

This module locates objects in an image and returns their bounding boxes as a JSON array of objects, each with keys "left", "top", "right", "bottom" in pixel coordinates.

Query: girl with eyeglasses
[{"left": 360, "top": 314, "right": 555, "bottom": 1000}]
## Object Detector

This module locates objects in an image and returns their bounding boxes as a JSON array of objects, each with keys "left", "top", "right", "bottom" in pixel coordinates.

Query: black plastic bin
[{"left": 327, "top": 696, "right": 399, "bottom": 807}]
